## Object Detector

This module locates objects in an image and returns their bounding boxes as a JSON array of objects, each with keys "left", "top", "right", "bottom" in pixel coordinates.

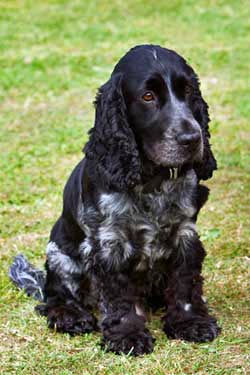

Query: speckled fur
[
  {"left": 33, "top": 45, "right": 220, "bottom": 355},
  {"left": 77, "top": 169, "right": 198, "bottom": 275}
]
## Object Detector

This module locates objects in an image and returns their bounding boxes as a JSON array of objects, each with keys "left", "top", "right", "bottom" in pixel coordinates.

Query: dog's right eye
[{"left": 142, "top": 92, "right": 155, "bottom": 102}]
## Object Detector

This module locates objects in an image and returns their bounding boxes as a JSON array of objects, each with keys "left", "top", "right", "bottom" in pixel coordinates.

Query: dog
[{"left": 10, "top": 44, "right": 220, "bottom": 355}]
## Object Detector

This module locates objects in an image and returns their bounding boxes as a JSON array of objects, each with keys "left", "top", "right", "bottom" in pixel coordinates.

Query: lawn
[{"left": 0, "top": 0, "right": 249, "bottom": 374}]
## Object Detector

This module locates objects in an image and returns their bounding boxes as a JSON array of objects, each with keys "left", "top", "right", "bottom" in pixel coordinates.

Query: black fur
[
  {"left": 85, "top": 74, "right": 141, "bottom": 191},
  {"left": 10, "top": 45, "right": 220, "bottom": 356}
]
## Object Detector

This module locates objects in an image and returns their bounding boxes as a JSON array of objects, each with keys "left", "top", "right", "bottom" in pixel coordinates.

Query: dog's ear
[
  {"left": 190, "top": 74, "right": 217, "bottom": 180},
  {"left": 84, "top": 73, "right": 141, "bottom": 191}
]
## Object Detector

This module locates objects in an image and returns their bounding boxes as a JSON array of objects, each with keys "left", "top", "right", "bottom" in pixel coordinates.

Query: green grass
[{"left": 0, "top": 1, "right": 249, "bottom": 374}]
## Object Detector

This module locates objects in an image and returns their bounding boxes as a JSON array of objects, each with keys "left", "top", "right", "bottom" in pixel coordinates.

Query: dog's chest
[{"left": 96, "top": 170, "right": 198, "bottom": 270}]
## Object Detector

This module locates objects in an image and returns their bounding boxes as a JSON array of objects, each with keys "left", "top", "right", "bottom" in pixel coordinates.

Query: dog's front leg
[
  {"left": 162, "top": 225, "right": 221, "bottom": 342},
  {"left": 96, "top": 271, "right": 154, "bottom": 356}
]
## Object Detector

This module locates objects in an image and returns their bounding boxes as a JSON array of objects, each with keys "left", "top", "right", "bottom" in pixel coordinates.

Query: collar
[
  {"left": 168, "top": 167, "right": 179, "bottom": 180},
  {"left": 141, "top": 165, "right": 190, "bottom": 194}
]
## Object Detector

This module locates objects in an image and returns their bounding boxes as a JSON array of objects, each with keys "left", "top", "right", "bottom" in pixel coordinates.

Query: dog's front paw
[
  {"left": 102, "top": 327, "right": 154, "bottom": 356},
  {"left": 163, "top": 316, "right": 221, "bottom": 343}
]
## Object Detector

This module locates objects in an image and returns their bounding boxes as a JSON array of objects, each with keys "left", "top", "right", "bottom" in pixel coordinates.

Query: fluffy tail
[{"left": 9, "top": 254, "right": 45, "bottom": 301}]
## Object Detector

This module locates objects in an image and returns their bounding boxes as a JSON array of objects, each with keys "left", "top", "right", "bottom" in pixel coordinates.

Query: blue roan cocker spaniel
[{"left": 10, "top": 44, "right": 221, "bottom": 355}]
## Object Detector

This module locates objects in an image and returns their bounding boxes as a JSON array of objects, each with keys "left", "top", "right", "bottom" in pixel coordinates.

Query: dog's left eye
[{"left": 142, "top": 92, "right": 155, "bottom": 102}]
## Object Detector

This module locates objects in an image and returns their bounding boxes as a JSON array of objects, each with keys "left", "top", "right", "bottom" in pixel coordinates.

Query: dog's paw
[
  {"left": 36, "top": 304, "right": 97, "bottom": 335},
  {"left": 163, "top": 316, "right": 221, "bottom": 343},
  {"left": 102, "top": 328, "right": 154, "bottom": 356},
  {"left": 55, "top": 311, "right": 97, "bottom": 335}
]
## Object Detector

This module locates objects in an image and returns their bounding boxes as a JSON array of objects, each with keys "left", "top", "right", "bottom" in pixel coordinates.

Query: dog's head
[{"left": 85, "top": 45, "right": 217, "bottom": 190}]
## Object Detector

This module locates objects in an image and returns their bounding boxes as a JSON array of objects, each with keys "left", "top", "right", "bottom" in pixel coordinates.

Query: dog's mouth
[{"left": 143, "top": 139, "right": 203, "bottom": 169}]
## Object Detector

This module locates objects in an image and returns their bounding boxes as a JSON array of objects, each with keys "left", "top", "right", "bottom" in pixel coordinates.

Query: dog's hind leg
[{"left": 36, "top": 218, "right": 97, "bottom": 335}]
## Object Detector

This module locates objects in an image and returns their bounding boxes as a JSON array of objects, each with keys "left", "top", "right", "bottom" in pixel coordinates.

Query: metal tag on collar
[{"left": 169, "top": 167, "right": 178, "bottom": 179}]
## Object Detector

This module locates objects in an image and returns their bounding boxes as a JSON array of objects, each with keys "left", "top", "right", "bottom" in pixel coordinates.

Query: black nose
[{"left": 176, "top": 132, "right": 201, "bottom": 146}]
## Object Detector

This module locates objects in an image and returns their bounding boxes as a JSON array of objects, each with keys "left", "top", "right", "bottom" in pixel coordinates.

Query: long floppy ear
[
  {"left": 190, "top": 74, "right": 217, "bottom": 180},
  {"left": 84, "top": 73, "right": 141, "bottom": 191}
]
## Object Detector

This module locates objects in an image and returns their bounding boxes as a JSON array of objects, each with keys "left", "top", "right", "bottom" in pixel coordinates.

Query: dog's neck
[{"left": 140, "top": 158, "right": 192, "bottom": 194}]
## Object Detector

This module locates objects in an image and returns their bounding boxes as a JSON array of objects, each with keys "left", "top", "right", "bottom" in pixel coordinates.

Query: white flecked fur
[
  {"left": 46, "top": 242, "right": 81, "bottom": 275},
  {"left": 152, "top": 49, "right": 158, "bottom": 60},
  {"left": 184, "top": 303, "right": 192, "bottom": 312},
  {"left": 46, "top": 241, "right": 81, "bottom": 296},
  {"left": 89, "top": 170, "right": 198, "bottom": 271},
  {"left": 99, "top": 192, "right": 134, "bottom": 216},
  {"left": 79, "top": 238, "right": 92, "bottom": 257},
  {"left": 201, "top": 295, "right": 207, "bottom": 303}
]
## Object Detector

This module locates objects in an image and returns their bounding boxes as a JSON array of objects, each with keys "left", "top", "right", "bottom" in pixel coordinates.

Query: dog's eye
[{"left": 142, "top": 92, "right": 155, "bottom": 102}]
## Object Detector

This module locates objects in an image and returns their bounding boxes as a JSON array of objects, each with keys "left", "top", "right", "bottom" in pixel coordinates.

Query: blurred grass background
[{"left": 0, "top": 1, "right": 249, "bottom": 374}]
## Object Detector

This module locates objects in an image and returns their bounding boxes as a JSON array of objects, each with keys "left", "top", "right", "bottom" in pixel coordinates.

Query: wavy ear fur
[
  {"left": 190, "top": 74, "right": 217, "bottom": 180},
  {"left": 84, "top": 74, "right": 141, "bottom": 191}
]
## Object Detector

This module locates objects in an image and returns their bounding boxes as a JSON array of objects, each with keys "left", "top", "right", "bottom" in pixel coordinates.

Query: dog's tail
[{"left": 9, "top": 254, "right": 45, "bottom": 301}]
